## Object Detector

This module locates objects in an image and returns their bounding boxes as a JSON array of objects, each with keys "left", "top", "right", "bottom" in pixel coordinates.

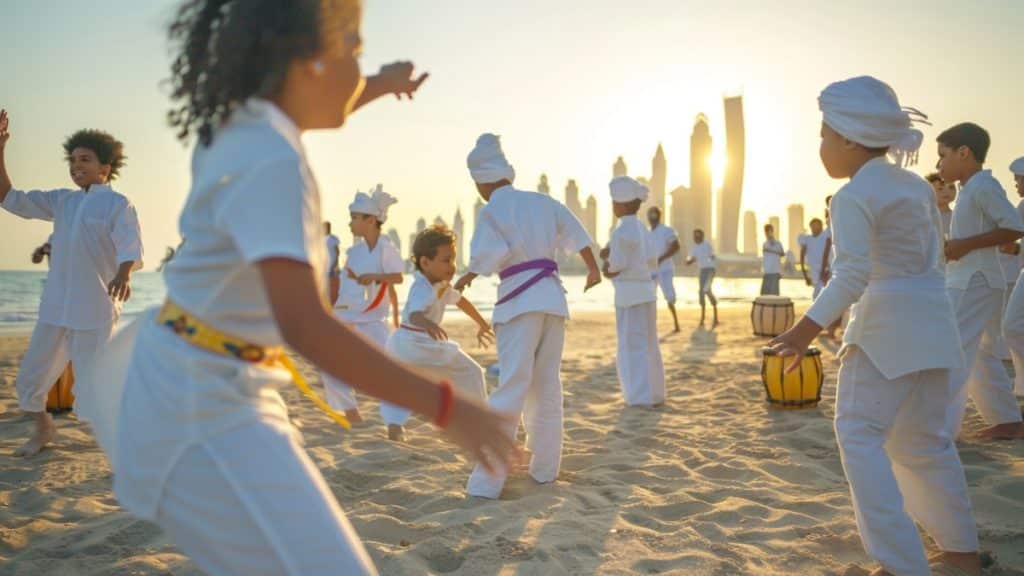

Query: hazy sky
[{"left": 1, "top": 0, "right": 1021, "bottom": 269}]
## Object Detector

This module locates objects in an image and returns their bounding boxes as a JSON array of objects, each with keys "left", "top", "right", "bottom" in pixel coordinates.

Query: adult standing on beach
[
  {"left": 100, "top": 1, "right": 518, "bottom": 574},
  {"left": 0, "top": 111, "right": 143, "bottom": 458},
  {"left": 647, "top": 206, "right": 681, "bottom": 332}
]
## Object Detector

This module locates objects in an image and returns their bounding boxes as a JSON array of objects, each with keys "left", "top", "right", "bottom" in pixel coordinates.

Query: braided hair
[{"left": 166, "top": 0, "right": 359, "bottom": 146}]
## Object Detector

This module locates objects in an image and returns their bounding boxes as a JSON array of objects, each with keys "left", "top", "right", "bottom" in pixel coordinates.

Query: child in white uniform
[
  {"left": 1000, "top": 156, "right": 1024, "bottom": 402},
  {"left": 324, "top": 185, "right": 406, "bottom": 437},
  {"left": 647, "top": 206, "right": 681, "bottom": 332},
  {"left": 387, "top": 225, "right": 493, "bottom": 440},
  {"left": 771, "top": 76, "right": 980, "bottom": 576},
  {"left": 92, "top": 4, "right": 517, "bottom": 574},
  {"left": 604, "top": 177, "right": 665, "bottom": 406},
  {"left": 455, "top": 133, "right": 602, "bottom": 499},
  {"left": 0, "top": 116, "right": 143, "bottom": 457},
  {"left": 939, "top": 123, "right": 1024, "bottom": 441},
  {"left": 685, "top": 229, "right": 718, "bottom": 327}
]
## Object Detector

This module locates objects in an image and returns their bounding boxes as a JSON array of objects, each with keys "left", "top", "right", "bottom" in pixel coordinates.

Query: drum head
[{"left": 754, "top": 295, "right": 793, "bottom": 305}]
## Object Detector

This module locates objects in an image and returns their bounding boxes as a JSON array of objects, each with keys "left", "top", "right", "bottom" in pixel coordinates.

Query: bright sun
[{"left": 707, "top": 149, "right": 728, "bottom": 187}]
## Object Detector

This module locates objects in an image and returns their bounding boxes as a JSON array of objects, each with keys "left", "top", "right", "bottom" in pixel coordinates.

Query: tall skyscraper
[
  {"left": 650, "top": 144, "right": 667, "bottom": 212},
  {"left": 584, "top": 195, "right": 598, "bottom": 247},
  {"left": 408, "top": 217, "right": 427, "bottom": 258},
  {"left": 690, "top": 114, "right": 713, "bottom": 244},
  {"left": 743, "top": 211, "right": 758, "bottom": 256},
  {"left": 387, "top": 229, "right": 402, "bottom": 259},
  {"left": 453, "top": 207, "right": 465, "bottom": 269},
  {"left": 538, "top": 173, "right": 550, "bottom": 195},
  {"left": 613, "top": 156, "right": 627, "bottom": 178},
  {"left": 564, "top": 179, "right": 583, "bottom": 221},
  {"left": 670, "top": 185, "right": 690, "bottom": 264},
  {"left": 769, "top": 216, "right": 781, "bottom": 242},
  {"left": 718, "top": 96, "right": 745, "bottom": 255},
  {"left": 473, "top": 198, "right": 484, "bottom": 239},
  {"left": 787, "top": 204, "right": 805, "bottom": 251}
]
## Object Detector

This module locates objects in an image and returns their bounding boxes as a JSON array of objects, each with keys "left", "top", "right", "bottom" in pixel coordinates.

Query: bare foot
[
  {"left": 388, "top": 424, "right": 406, "bottom": 442},
  {"left": 929, "top": 551, "right": 981, "bottom": 576},
  {"left": 673, "top": 326, "right": 681, "bottom": 333},
  {"left": 14, "top": 413, "right": 56, "bottom": 457},
  {"left": 345, "top": 409, "right": 364, "bottom": 425},
  {"left": 976, "top": 421, "right": 1024, "bottom": 440},
  {"left": 514, "top": 449, "right": 533, "bottom": 473}
]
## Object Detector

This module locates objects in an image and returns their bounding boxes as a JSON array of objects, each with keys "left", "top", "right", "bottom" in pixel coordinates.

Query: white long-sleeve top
[
  {"left": 608, "top": 215, "right": 657, "bottom": 308},
  {"left": 946, "top": 169, "right": 1024, "bottom": 290},
  {"left": 806, "top": 157, "right": 962, "bottom": 379},
  {"left": 3, "top": 184, "right": 143, "bottom": 330},
  {"left": 468, "top": 185, "right": 593, "bottom": 325},
  {"left": 335, "top": 236, "right": 403, "bottom": 325}
]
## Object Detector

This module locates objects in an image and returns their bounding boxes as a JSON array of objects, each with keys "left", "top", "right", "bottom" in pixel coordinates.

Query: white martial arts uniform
[
  {"left": 946, "top": 169, "right": 1024, "bottom": 435},
  {"left": 649, "top": 223, "right": 678, "bottom": 304},
  {"left": 324, "top": 236, "right": 405, "bottom": 423},
  {"left": 386, "top": 272, "right": 486, "bottom": 416},
  {"left": 608, "top": 215, "right": 665, "bottom": 406},
  {"left": 799, "top": 231, "right": 830, "bottom": 299},
  {"left": 464, "top": 185, "right": 592, "bottom": 499},
  {"left": 2, "top": 184, "right": 143, "bottom": 412},
  {"left": 110, "top": 99, "right": 376, "bottom": 575},
  {"left": 689, "top": 242, "right": 717, "bottom": 307},
  {"left": 1002, "top": 198, "right": 1024, "bottom": 396},
  {"left": 806, "top": 157, "right": 976, "bottom": 576}
]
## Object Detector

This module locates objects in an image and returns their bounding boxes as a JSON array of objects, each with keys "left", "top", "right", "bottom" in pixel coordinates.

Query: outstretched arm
[
  {"left": 1, "top": 110, "right": 12, "bottom": 202},
  {"left": 353, "top": 62, "right": 429, "bottom": 112}
]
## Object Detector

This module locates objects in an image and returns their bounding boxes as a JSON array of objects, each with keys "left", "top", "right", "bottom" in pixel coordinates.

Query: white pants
[
  {"left": 16, "top": 321, "right": 114, "bottom": 412},
  {"left": 655, "top": 269, "right": 676, "bottom": 304},
  {"left": 1002, "top": 272, "right": 1024, "bottom": 396},
  {"left": 948, "top": 276, "right": 1022, "bottom": 436},
  {"left": 321, "top": 319, "right": 409, "bottom": 425},
  {"left": 467, "top": 312, "right": 565, "bottom": 498},
  {"left": 385, "top": 331, "right": 487, "bottom": 426},
  {"left": 812, "top": 280, "right": 824, "bottom": 301},
  {"left": 835, "top": 347, "right": 978, "bottom": 576},
  {"left": 156, "top": 421, "right": 377, "bottom": 576},
  {"left": 615, "top": 302, "right": 665, "bottom": 406}
]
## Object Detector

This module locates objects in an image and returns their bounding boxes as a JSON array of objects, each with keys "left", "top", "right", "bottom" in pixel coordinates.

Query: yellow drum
[
  {"left": 760, "top": 347, "right": 823, "bottom": 409},
  {"left": 46, "top": 363, "right": 75, "bottom": 414},
  {"left": 751, "top": 296, "right": 795, "bottom": 337}
]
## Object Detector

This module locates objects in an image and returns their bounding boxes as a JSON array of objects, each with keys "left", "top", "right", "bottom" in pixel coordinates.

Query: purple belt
[{"left": 495, "top": 259, "right": 558, "bottom": 306}]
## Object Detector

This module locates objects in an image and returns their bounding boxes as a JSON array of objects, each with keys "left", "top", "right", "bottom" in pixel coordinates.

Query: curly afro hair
[
  {"left": 166, "top": 0, "right": 360, "bottom": 146},
  {"left": 62, "top": 129, "right": 126, "bottom": 181}
]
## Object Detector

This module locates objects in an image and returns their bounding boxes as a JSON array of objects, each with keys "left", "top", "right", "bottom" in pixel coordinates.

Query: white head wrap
[
  {"left": 349, "top": 184, "right": 398, "bottom": 222},
  {"left": 1010, "top": 157, "right": 1024, "bottom": 176},
  {"left": 467, "top": 133, "right": 516, "bottom": 184},
  {"left": 819, "top": 76, "right": 930, "bottom": 167},
  {"left": 609, "top": 176, "right": 649, "bottom": 203}
]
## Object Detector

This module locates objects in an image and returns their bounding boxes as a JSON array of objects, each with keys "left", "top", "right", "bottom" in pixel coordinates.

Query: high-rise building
[
  {"left": 743, "top": 211, "right": 758, "bottom": 256},
  {"left": 649, "top": 144, "right": 667, "bottom": 212},
  {"left": 453, "top": 207, "right": 465, "bottom": 269},
  {"left": 538, "top": 174, "right": 550, "bottom": 195},
  {"left": 409, "top": 217, "right": 428, "bottom": 259},
  {"left": 670, "top": 185, "right": 690, "bottom": 264},
  {"left": 584, "top": 195, "right": 598, "bottom": 247},
  {"left": 787, "top": 204, "right": 805, "bottom": 251},
  {"left": 613, "top": 156, "right": 627, "bottom": 178},
  {"left": 718, "top": 96, "right": 745, "bottom": 254},
  {"left": 387, "top": 229, "right": 402, "bottom": 259},
  {"left": 690, "top": 114, "right": 713, "bottom": 244},
  {"left": 564, "top": 179, "right": 583, "bottom": 221},
  {"left": 769, "top": 216, "right": 781, "bottom": 242}
]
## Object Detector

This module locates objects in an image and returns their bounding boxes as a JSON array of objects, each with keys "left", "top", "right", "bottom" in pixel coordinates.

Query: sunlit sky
[{"left": 1, "top": 0, "right": 1021, "bottom": 269}]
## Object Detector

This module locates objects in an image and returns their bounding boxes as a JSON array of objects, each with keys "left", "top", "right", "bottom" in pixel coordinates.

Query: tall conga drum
[
  {"left": 46, "top": 363, "right": 75, "bottom": 413},
  {"left": 751, "top": 296, "right": 795, "bottom": 337},
  {"left": 760, "top": 347, "right": 823, "bottom": 409}
]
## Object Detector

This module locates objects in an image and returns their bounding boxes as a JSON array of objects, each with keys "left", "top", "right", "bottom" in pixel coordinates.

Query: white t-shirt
[
  {"left": 3, "top": 185, "right": 144, "bottom": 330},
  {"left": 402, "top": 271, "right": 462, "bottom": 326},
  {"left": 689, "top": 242, "right": 715, "bottom": 269},
  {"left": 325, "top": 234, "right": 340, "bottom": 275},
  {"left": 162, "top": 99, "right": 325, "bottom": 348},
  {"left": 608, "top": 215, "right": 657, "bottom": 307},
  {"left": 336, "top": 236, "right": 404, "bottom": 324},
  {"left": 762, "top": 239, "right": 784, "bottom": 275},
  {"left": 799, "top": 232, "right": 830, "bottom": 278},
  {"left": 649, "top": 224, "right": 678, "bottom": 274}
]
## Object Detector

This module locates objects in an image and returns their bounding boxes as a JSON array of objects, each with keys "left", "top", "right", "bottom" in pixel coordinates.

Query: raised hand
[
  {"left": 477, "top": 325, "right": 495, "bottom": 349},
  {"left": 377, "top": 61, "right": 429, "bottom": 100},
  {"left": 0, "top": 109, "right": 10, "bottom": 148}
]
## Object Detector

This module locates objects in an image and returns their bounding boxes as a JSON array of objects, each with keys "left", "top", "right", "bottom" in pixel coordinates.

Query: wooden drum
[
  {"left": 751, "top": 296, "right": 795, "bottom": 337},
  {"left": 46, "top": 363, "right": 75, "bottom": 413},
  {"left": 760, "top": 347, "right": 823, "bottom": 409}
]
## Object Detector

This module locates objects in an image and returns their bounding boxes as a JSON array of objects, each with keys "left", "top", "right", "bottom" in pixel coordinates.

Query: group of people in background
[{"left": 0, "top": 1, "right": 1021, "bottom": 574}]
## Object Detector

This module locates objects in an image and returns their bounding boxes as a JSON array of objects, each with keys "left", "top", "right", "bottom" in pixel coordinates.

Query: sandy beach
[{"left": 1, "top": 307, "right": 1023, "bottom": 575}]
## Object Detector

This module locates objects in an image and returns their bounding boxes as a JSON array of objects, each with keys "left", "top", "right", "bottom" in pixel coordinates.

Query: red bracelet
[{"left": 435, "top": 380, "right": 454, "bottom": 429}]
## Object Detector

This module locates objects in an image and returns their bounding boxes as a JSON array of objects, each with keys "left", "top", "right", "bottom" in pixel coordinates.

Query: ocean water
[{"left": 0, "top": 271, "right": 815, "bottom": 333}]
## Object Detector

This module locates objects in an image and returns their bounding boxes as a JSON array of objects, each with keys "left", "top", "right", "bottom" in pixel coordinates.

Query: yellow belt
[{"left": 157, "top": 301, "right": 351, "bottom": 429}]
